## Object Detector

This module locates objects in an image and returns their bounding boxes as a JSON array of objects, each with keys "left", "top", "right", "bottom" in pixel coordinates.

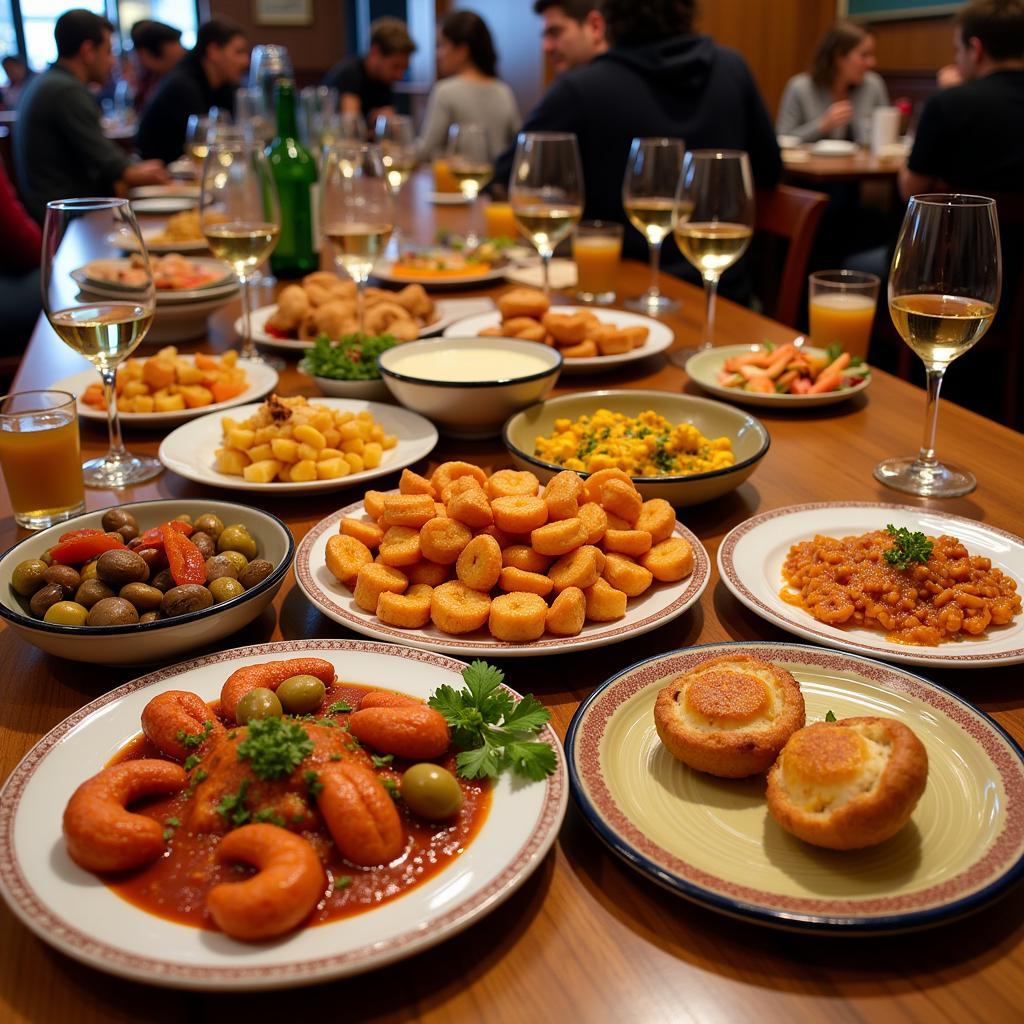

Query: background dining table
[
  {"left": 781, "top": 145, "right": 904, "bottom": 185},
  {"left": 1, "top": 170, "right": 1022, "bottom": 1023}
]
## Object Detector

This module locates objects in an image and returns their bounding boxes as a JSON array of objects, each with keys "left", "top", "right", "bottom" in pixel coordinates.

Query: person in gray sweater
[
  {"left": 776, "top": 21, "right": 889, "bottom": 145},
  {"left": 416, "top": 10, "right": 519, "bottom": 162}
]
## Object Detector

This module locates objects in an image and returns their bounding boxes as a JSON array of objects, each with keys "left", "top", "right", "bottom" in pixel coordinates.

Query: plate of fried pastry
[
  {"left": 240, "top": 273, "right": 486, "bottom": 351},
  {"left": 443, "top": 287, "right": 674, "bottom": 374},
  {"left": 566, "top": 641, "right": 1024, "bottom": 933},
  {"left": 718, "top": 502, "right": 1024, "bottom": 668}
]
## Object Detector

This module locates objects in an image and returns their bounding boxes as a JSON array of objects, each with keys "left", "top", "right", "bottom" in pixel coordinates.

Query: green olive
[
  {"left": 400, "top": 763, "right": 463, "bottom": 820},
  {"left": 204, "top": 555, "right": 238, "bottom": 582},
  {"left": 174, "top": 513, "right": 193, "bottom": 526},
  {"left": 79, "top": 560, "right": 98, "bottom": 582},
  {"left": 193, "top": 513, "right": 224, "bottom": 539},
  {"left": 219, "top": 550, "right": 249, "bottom": 574},
  {"left": 235, "top": 687, "right": 283, "bottom": 725},
  {"left": 11, "top": 559, "right": 48, "bottom": 596},
  {"left": 74, "top": 578, "right": 116, "bottom": 608},
  {"left": 43, "top": 601, "right": 89, "bottom": 626},
  {"left": 217, "top": 524, "right": 257, "bottom": 560},
  {"left": 276, "top": 674, "right": 326, "bottom": 715},
  {"left": 119, "top": 582, "right": 164, "bottom": 611},
  {"left": 209, "top": 577, "right": 244, "bottom": 603}
]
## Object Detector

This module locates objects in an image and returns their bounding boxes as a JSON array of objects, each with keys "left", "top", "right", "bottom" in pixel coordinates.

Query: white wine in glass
[
  {"left": 42, "top": 198, "right": 162, "bottom": 487},
  {"left": 874, "top": 194, "right": 1000, "bottom": 498},
  {"left": 200, "top": 128, "right": 282, "bottom": 368},
  {"left": 376, "top": 113, "right": 417, "bottom": 194},
  {"left": 447, "top": 123, "right": 493, "bottom": 200},
  {"left": 670, "top": 150, "right": 754, "bottom": 366},
  {"left": 622, "top": 137, "right": 684, "bottom": 314},
  {"left": 509, "top": 131, "right": 584, "bottom": 296},
  {"left": 321, "top": 142, "right": 394, "bottom": 333}
]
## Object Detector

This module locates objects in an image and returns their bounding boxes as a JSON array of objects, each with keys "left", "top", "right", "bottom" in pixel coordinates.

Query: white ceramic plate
[
  {"left": 130, "top": 196, "right": 197, "bottom": 215},
  {"left": 53, "top": 359, "right": 279, "bottom": 428},
  {"left": 443, "top": 306, "right": 674, "bottom": 375},
  {"left": 810, "top": 140, "right": 859, "bottom": 157},
  {"left": 685, "top": 344, "right": 872, "bottom": 408},
  {"left": 295, "top": 496, "right": 710, "bottom": 656},
  {"left": 158, "top": 397, "right": 438, "bottom": 493},
  {"left": 504, "top": 258, "right": 578, "bottom": 290},
  {"left": 239, "top": 298, "right": 493, "bottom": 351},
  {"left": 0, "top": 640, "right": 568, "bottom": 989},
  {"left": 129, "top": 185, "right": 200, "bottom": 201},
  {"left": 428, "top": 191, "right": 471, "bottom": 205},
  {"left": 567, "top": 640, "right": 1024, "bottom": 933},
  {"left": 372, "top": 259, "right": 512, "bottom": 288},
  {"left": 74, "top": 258, "right": 235, "bottom": 302},
  {"left": 106, "top": 227, "right": 208, "bottom": 255},
  {"left": 718, "top": 502, "right": 1024, "bottom": 667}
]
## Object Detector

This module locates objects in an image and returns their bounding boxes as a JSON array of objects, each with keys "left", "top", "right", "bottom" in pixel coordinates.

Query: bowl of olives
[{"left": 0, "top": 498, "right": 293, "bottom": 665}]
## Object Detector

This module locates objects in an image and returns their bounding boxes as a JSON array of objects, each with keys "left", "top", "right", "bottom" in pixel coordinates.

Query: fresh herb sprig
[
  {"left": 236, "top": 718, "right": 314, "bottom": 781},
  {"left": 428, "top": 661, "right": 556, "bottom": 782},
  {"left": 883, "top": 524, "right": 933, "bottom": 570},
  {"left": 301, "top": 333, "right": 398, "bottom": 381}
]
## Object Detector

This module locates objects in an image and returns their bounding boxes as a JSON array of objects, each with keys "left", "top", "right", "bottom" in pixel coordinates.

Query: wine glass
[
  {"left": 42, "top": 198, "right": 161, "bottom": 487},
  {"left": 249, "top": 44, "right": 293, "bottom": 124},
  {"left": 185, "top": 114, "right": 211, "bottom": 171},
  {"left": 320, "top": 142, "right": 395, "bottom": 334},
  {"left": 338, "top": 111, "right": 368, "bottom": 143},
  {"left": 376, "top": 113, "right": 417, "bottom": 194},
  {"left": 447, "top": 123, "right": 493, "bottom": 201},
  {"left": 669, "top": 150, "right": 754, "bottom": 364},
  {"left": 509, "top": 131, "right": 584, "bottom": 296},
  {"left": 874, "top": 194, "right": 1000, "bottom": 497},
  {"left": 199, "top": 127, "right": 283, "bottom": 368},
  {"left": 622, "top": 137, "right": 684, "bottom": 314}
]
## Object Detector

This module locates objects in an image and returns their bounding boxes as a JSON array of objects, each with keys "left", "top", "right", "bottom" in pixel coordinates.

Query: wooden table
[
  {"left": 782, "top": 146, "right": 902, "bottom": 186},
  {"left": 2, "top": 172, "right": 1023, "bottom": 1023}
]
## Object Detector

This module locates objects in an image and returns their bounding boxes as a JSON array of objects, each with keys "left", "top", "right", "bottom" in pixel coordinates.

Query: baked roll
[
  {"left": 653, "top": 654, "right": 806, "bottom": 778},
  {"left": 766, "top": 716, "right": 928, "bottom": 850}
]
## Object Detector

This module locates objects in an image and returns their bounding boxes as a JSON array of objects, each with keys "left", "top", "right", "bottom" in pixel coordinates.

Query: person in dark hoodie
[{"left": 493, "top": 0, "right": 780, "bottom": 274}]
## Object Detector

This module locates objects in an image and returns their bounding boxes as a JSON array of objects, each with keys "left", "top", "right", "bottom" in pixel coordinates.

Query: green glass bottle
[{"left": 267, "top": 79, "right": 318, "bottom": 278}]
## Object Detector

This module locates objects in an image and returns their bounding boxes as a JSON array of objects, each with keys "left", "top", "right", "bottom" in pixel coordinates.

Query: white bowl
[
  {"left": 0, "top": 499, "right": 293, "bottom": 666},
  {"left": 297, "top": 358, "right": 391, "bottom": 402},
  {"left": 377, "top": 336, "right": 562, "bottom": 439}
]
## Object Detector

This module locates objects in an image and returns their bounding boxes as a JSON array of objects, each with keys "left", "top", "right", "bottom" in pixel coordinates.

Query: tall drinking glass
[
  {"left": 42, "top": 198, "right": 161, "bottom": 487},
  {"left": 670, "top": 150, "right": 754, "bottom": 364},
  {"left": 376, "top": 113, "right": 417, "bottom": 194},
  {"left": 874, "top": 194, "right": 1000, "bottom": 497},
  {"left": 808, "top": 269, "right": 880, "bottom": 359},
  {"left": 320, "top": 142, "right": 394, "bottom": 334},
  {"left": 249, "top": 44, "right": 293, "bottom": 123},
  {"left": 509, "top": 131, "right": 584, "bottom": 296},
  {"left": 622, "top": 137, "right": 684, "bottom": 314},
  {"left": 200, "top": 128, "right": 282, "bottom": 367}
]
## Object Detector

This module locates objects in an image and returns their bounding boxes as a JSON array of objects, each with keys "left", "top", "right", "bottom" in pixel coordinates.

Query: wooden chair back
[{"left": 754, "top": 184, "right": 829, "bottom": 328}]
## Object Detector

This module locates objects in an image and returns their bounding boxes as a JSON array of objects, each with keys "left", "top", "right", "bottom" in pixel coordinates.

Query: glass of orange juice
[
  {"left": 0, "top": 390, "right": 85, "bottom": 529},
  {"left": 808, "top": 270, "right": 880, "bottom": 359},
  {"left": 484, "top": 201, "right": 519, "bottom": 240},
  {"left": 573, "top": 221, "right": 623, "bottom": 304},
  {"left": 432, "top": 157, "right": 460, "bottom": 194}
]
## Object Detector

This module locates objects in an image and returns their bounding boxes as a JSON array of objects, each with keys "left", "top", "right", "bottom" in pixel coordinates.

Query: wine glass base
[
  {"left": 873, "top": 457, "right": 976, "bottom": 498},
  {"left": 82, "top": 453, "right": 163, "bottom": 489},
  {"left": 243, "top": 348, "right": 285, "bottom": 371},
  {"left": 624, "top": 293, "right": 680, "bottom": 315},
  {"left": 667, "top": 343, "right": 712, "bottom": 369}
]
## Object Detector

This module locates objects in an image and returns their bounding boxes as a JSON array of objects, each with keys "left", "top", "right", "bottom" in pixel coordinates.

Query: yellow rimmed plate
[{"left": 566, "top": 641, "right": 1024, "bottom": 933}]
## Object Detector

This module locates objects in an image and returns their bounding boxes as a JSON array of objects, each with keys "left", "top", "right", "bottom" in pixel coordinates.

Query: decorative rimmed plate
[
  {"left": 106, "top": 227, "right": 209, "bottom": 255},
  {"left": 718, "top": 502, "right": 1024, "bottom": 667},
  {"left": 295, "top": 496, "right": 709, "bottom": 656},
  {"left": 239, "top": 298, "right": 491, "bottom": 352},
  {"left": 0, "top": 639, "right": 567, "bottom": 990},
  {"left": 685, "top": 344, "right": 872, "bottom": 408},
  {"left": 566, "top": 640, "right": 1024, "bottom": 933},
  {"left": 443, "top": 306, "right": 674, "bottom": 375},
  {"left": 157, "top": 398, "right": 438, "bottom": 493},
  {"left": 73, "top": 258, "right": 235, "bottom": 303},
  {"left": 53, "top": 359, "right": 279, "bottom": 428}
]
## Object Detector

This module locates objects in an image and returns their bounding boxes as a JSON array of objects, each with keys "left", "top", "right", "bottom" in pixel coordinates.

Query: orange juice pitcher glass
[
  {"left": 573, "top": 220, "right": 623, "bottom": 304},
  {"left": 808, "top": 270, "right": 880, "bottom": 359}
]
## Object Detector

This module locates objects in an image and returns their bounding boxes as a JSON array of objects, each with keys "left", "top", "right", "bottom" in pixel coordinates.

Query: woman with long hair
[
  {"left": 777, "top": 21, "right": 889, "bottom": 144},
  {"left": 415, "top": 10, "right": 520, "bottom": 161}
]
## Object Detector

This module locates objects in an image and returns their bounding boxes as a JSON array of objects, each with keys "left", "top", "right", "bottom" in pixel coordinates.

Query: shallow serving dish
[
  {"left": 296, "top": 359, "right": 391, "bottom": 402},
  {"left": 0, "top": 498, "right": 293, "bottom": 666},
  {"left": 503, "top": 389, "right": 770, "bottom": 507},
  {"left": 378, "top": 336, "right": 562, "bottom": 439}
]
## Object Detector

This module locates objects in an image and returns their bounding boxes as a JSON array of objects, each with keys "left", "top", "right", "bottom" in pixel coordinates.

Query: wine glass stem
[
  {"left": 238, "top": 273, "right": 254, "bottom": 361},
  {"left": 702, "top": 273, "right": 719, "bottom": 350},
  {"left": 100, "top": 366, "right": 128, "bottom": 461},
  {"left": 356, "top": 279, "right": 366, "bottom": 333},
  {"left": 541, "top": 251, "right": 552, "bottom": 297},
  {"left": 918, "top": 367, "right": 945, "bottom": 465},
  {"left": 647, "top": 239, "right": 663, "bottom": 298}
]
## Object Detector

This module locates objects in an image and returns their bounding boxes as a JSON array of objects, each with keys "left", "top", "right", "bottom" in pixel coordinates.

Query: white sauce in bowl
[{"left": 388, "top": 348, "right": 554, "bottom": 382}]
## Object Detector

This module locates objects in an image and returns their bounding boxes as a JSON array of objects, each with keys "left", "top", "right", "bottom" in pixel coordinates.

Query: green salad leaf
[{"left": 301, "top": 333, "right": 398, "bottom": 381}]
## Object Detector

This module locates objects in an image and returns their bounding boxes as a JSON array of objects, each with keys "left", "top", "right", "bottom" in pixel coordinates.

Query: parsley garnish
[
  {"left": 315, "top": 717, "right": 338, "bottom": 728},
  {"left": 176, "top": 720, "right": 213, "bottom": 750},
  {"left": 825, "top": 710, "right": 837, "bottom": 723},
  {"left": 336, "top": 875, "right": 353, "bottom": 890},
  {"left": 428, "top": 661, "right": 556, "bottom": 782},
  {"left": 183, "top": 753, "right": 202, "bottom": 772},
  {"left": 329, "top": 752, "right": 343, "bottom": 761},
  {"left": 301, "top": 333, "right": 398, "bottom": 381},
  {"left": 252, "top": 808, "right": 287, "bottom": 827},
  {"left": 883, "top": 524, "right": 933, "bottom": 570},
  {"left": 237, "top": 718, "right": 314, "bottom": 781},
  {"left": 328, "top": 699, "right": 353, "bottom": 714},
  {"left": 371, "top": 754, "right": 394, "bottom": 768},
  {"left": 162, "top": 816, "right": 181, "bottom": 842},
  {"left": 303, "top": 770, "right": 324, "bottom": 797},
  {"left": 381, "top": 777, "right": 400, "bottom": 800},
  {"left": 216, "top": 778, "right": 252, "bottom": 827}
]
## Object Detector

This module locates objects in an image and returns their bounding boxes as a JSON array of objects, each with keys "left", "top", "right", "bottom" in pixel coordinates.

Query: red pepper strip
[
  {"left": 161, "top": 524, "right": 206, "bottom": 585},
  {"left": 137, "top": 520, "right": 194, "bottom": 549},
  {"left": 58, "top": 527, "right": 105, "bottom": 543},
  {"left": 50, "top": 532, "right": 125, "bottom": 565}
]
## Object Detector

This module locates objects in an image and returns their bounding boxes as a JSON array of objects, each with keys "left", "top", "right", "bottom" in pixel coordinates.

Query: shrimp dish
[
  {"left": 781, "top": 528, "right": 1021, "bottom": 645},
  {"left": 717, "top": 343, "right": 869, "bottom": 396},
  {"left": 61, "top": 658, "right": 491, "bottom": 942}
]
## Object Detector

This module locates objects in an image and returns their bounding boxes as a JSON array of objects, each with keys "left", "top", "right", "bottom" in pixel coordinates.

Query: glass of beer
[
  {"left": 0, "top": 390, "right": 85, "bottom": 529},
  {"left": 809, "top": 270, "right": 880, "bottom": 359},
  {"left": 874, "top": 194, "right": 1000, "bottom": 498},
  {"left": 573, "top": 221, "right": 623, "bottom": 304}
]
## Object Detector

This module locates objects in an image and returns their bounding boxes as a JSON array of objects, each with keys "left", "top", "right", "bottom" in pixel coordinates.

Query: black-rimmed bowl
[
  {"left": 0, "top": 498, "right": 293, "bottom": 665},
  {"left": 377, "top": 336, "right": 562, "bottom": 439},
  {"left": 502, "top": 390, "right": 770, "bottom": 507}
]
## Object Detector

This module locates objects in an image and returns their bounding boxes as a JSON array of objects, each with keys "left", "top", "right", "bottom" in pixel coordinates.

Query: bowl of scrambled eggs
[{"left": 502, "top": 390, "right": 770, "bottom": 506}]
